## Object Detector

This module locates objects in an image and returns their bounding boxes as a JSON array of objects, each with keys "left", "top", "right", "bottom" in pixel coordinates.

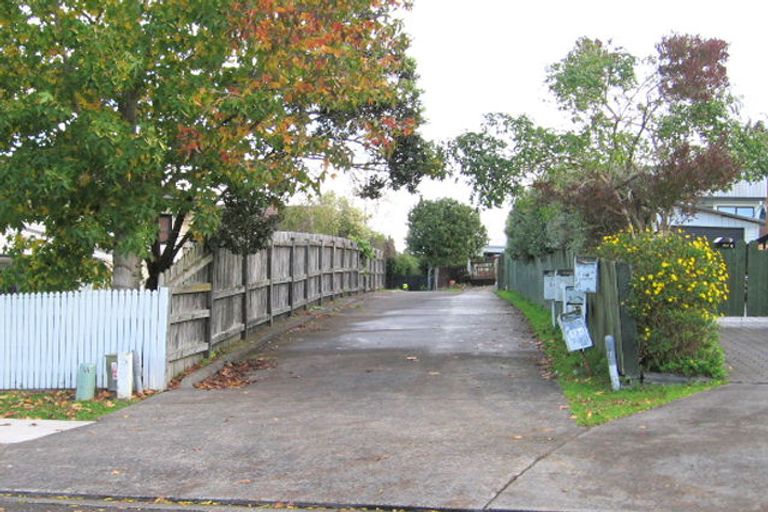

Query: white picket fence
[{"left": 0, "top": 288, "right": 169, "bottom": 390}]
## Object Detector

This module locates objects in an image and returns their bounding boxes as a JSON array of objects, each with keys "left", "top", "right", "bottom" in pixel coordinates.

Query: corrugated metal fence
[{"left": 0, "top": 289, "right": 169, "bottom": 390}]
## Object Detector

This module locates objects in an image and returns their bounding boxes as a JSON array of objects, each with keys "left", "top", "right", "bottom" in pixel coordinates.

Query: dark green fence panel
[
  {"left": 747, "top": 241, "right": 768, "bottom": 316},
  {"left": 586, "top": 260, "right": 640, "bottom": 379},
  {"left": 504, "top": 252, "right": 640, "bottom": 378},
  {"left": 502, "top": 249, "right": 574, "bottom": 306},
  {"left": 718, "top": 241, "right": 746, "bottom": 316}
]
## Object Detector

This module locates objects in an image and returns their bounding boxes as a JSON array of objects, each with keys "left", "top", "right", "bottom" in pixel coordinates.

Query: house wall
[
  {"left": 673, "top": 210, "right": 762, "bottom": 242},
  {"left": 708, "top": 178, "right": 768, "bottom": 200}
]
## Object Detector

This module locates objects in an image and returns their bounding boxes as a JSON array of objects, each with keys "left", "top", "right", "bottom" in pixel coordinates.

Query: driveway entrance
[{"left": 0, "top": 289, "right": 581, "bottom": 509}]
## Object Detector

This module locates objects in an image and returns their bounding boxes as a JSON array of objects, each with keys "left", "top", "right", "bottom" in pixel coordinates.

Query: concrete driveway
[
  {"left": 2, "top": 290, "right": 767, "bottom": 512},
  {"left": 0, "top": 289, "right": 582, "bottom": 509}
]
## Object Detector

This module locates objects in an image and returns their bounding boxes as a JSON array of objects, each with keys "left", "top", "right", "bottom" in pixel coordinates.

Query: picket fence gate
[{"left": 0, "top": 288, "right": 169, "bottom": 391}]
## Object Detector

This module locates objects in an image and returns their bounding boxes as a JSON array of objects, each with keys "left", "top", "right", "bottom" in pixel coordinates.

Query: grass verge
[
  {"left": 0, "top": 390, "right": 137, "bottom": 421},
  {"left": 497, "top": 289, "right": 721, "bottom": 427}
]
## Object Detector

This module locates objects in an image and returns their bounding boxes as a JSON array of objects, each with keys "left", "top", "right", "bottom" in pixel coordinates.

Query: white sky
[{"left": 319, "top": 0, "right": 768, "bottom": 251}]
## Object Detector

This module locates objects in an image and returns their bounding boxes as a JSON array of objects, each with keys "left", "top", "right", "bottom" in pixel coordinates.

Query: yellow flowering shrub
[{"left": 596, "top": 229, "right": 728, "bottom": 378}]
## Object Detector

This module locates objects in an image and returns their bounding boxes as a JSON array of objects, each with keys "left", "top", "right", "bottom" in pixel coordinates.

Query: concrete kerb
[
  {"left": 0, "top": 491, "right": 540, "bottom": 512},
  {"left": 177, "top": 293, "right": 372, "bottom": 389},
  {"left": 718, "top": 316, "right": 768, "bottom": 328}
]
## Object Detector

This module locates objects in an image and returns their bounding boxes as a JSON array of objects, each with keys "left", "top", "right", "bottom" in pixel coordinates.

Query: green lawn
[
  {"left": 497, "top": 289, "right": 721, "bottom": 426},
  {"left": 0, "top": 390, "right": 137, "bottom": 421}
]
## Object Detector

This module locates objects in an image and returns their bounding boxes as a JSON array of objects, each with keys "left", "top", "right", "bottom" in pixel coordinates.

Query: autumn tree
[
  {"left": 449, "top": 35, "right": 768, "bottom": 243},
  {"left": 0, "top": 1, "right": 442, "bottom": 291},
  {"left": 406, "top": 198, "right": 487, "bottom": 289}
]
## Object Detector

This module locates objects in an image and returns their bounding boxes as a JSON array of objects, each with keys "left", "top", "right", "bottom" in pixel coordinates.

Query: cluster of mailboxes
[{"left": 544, "top": 257, "right": 599, "bottom": 352}]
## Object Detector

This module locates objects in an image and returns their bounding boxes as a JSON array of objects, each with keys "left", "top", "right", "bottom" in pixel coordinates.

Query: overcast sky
[{"left": 321, "top": 0, "right": 768, "bottom": 251}]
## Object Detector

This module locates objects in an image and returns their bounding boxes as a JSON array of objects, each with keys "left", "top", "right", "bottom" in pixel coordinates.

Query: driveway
[
  {"left": 2, "top": 290, "right": 767, "bottom": 512},
  {"left": 0, "top": 289, "right": 582, "bottom": 509}
]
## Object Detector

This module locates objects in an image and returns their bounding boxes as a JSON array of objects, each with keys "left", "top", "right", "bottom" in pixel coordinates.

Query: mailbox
[
  {"left": 559, "top": 310, "right": 593, "bottom": 352},
  {"left": 574, "top": 256, "right": 599, "bottom": 293},
  {"left": 544, "top": 270, "right": 574, "bottom": 301}
]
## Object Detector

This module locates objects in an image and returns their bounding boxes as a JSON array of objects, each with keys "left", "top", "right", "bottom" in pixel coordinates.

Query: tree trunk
[
  {"left": 434, "top": 266, "right": 440, "bottom": 290},
  {"left": 112, "top": 250, "right": 143, "bottom": 289}
]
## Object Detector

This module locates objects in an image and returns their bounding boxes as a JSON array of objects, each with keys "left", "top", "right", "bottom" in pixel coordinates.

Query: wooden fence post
[
  {"left": 616, "top": 262, "right": 640, "bottom": 381},
  {"left": 268, "top": 242, "right": 274, "bottom": 326},
  {"left": 319, "top": 240, "right": 324, "bottom": 306},
  {"left": 304, "top": 238, "right": 310, "bottom": 308},
  {"left": 330, "top": 240, "right": 336, "bottom": 298},
  {"left": 205, "top": 251, "right": 215, "bottom": 356},
  {"left": 241, "top": 253, "right": 249, "bottom": 340},
  {"left": 747, "top": 240, "right": 768, "bottom": 316},
  {"left": 289, "top": 237, "right": 296, "bottom": 314}
]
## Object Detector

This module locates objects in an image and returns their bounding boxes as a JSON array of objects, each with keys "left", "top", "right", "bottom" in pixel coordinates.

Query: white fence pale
[{"left": 0, "top": 288, "right": 169, "bottom": 391}]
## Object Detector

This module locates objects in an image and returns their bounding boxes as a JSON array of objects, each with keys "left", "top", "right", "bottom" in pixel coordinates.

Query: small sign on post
[
  {"left": 117, "top": 351, "right": 134, "bottom": 400},
  {"left": 559, "top": 311, "right": 593, "bottom": 352}
]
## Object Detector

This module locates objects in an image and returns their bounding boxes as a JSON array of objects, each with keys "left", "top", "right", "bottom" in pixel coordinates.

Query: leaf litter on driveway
[{"left": 194, "top": 358, "right": 277, "bottom": 390}]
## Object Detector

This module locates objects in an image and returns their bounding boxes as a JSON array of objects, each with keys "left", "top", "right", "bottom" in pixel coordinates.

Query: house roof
[{"left": 483, "top": 245, "right": 505, "bottom": 254}]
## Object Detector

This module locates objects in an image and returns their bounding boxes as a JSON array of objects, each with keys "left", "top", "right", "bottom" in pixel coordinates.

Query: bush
[
  {"left": 596, "top": 229, "right": 728, "bottom": 378},
  {"left": 504, "top": 189, "right": 587, "bottom": 261},
  {"left": 388, "top": 252, "right": 421, "bottom": 276}
]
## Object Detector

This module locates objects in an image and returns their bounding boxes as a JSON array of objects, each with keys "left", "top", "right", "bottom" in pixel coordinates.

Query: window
[
  {"left": 717, "top": 205, "right": 755, "bottom": 218},
  {"left": 158, "top": 214, "right": 173, "bottom": 244}
]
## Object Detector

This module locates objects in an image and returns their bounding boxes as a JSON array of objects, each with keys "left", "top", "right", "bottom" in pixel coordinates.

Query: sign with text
[
  {"left": 574, "top": 256, "right": 599, "bottom": 293},
  {"left": 559, "top": 310, "right": 593, "bottom": 352}
]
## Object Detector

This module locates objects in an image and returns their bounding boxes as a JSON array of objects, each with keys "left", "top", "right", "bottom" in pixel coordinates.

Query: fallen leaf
[
  {"left": 111, "top": 470, "right": 121, "bottom": 475},
  {"left": 405, "top": 356, "right": 418, "bottom": 361},
  {"left": 428, "top": 371, "right": 440, "bottom": 376},
  {"left": 512, "top": 435, "right": 524, "bottom": 440},
  {"left": 236, "top": 479, "right": 252, "bottom": 484},
  {"left": 195, "top": 358, "right": 277, "bottom": 390}
]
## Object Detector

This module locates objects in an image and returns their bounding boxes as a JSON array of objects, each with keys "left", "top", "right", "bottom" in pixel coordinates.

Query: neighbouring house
[
  {"left": 1, "top": 214, "right": 195, "bottom": 273},
  {"left": 671, "top": 178, "right": 767, "bottom": 243},
  {"left": 467, "top": 245, "right": 505, "bottom": 285},
  {"left": 0, "top": 222, "right": 112, "bottom": 265}
]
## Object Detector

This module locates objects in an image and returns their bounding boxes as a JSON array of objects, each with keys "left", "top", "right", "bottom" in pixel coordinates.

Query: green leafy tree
[
  {"left": 406, "top": 198, "right": 488, "bottom": 288},
  {"left": 504, "top": 189, "right": 587, "bottom": 261},
  {"left": 388, "top": 252, "right": 421, "bottom": 276},
  {"left": 0, "top": 1, "right": 442, "bottom": 290},
  {"left": 450, "top": 35, "right": 768, "bottom": 243},
  {"left": 280, "top": 192, "right": 374, "bottom": 239}
]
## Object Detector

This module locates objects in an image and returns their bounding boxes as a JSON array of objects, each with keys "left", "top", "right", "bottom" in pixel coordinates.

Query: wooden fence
[
  {"left": 0, "top": 289, "right": 169, "bottom": 390},
  {"left": 717, "top": 240, "right": 768, "bottom": 316},
  {"left": 497, "top": 250, "right": 574, "bottom": 306},
  {"left": 159, "top": 231, "right": 385, "bottom": 381},
  {"left": 498, "top": 250, "right": 640, "bottom": 379}
]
